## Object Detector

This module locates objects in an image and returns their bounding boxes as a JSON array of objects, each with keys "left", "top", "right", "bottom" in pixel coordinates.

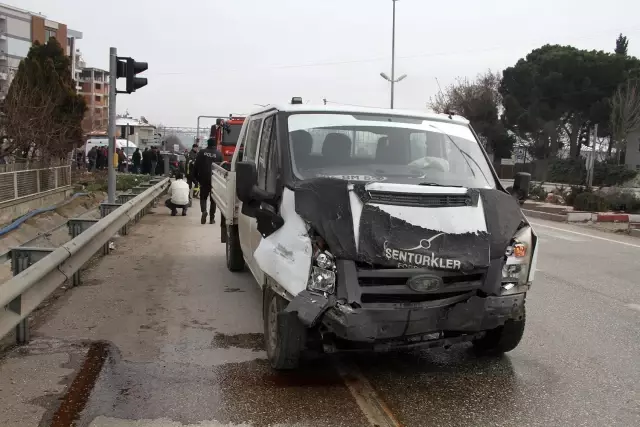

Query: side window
[
  {"left": 257, "top": 115, "right": 275, "bottom": 189},
  {"left": 244, "top": 118, "right": 263, "bottom": 163},
  {"left": 265, "top": 122, "right": 279, "bottom": 193}
]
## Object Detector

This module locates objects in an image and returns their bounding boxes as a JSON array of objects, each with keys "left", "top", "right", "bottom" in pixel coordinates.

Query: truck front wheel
[
  {"left": 473, "top": 308, "right": 526, "bottom": 354},
  {"left": 225, "top": 225, "right": 244, "bottom": 272},
  {"left": 263, "top": 287, "right": 305, "bottom": 370}
]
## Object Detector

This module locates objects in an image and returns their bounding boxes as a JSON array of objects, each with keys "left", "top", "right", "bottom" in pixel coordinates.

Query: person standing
[
  {"left": 150, "top": 147, "right": 159, "bottom": 177},
  {"left": 164, "top": 171, "right": 190, "bottom": 216},
  {"left": 88, "top": 146, "right": 97, "bottom": 172},
  {"left": 117, "top": 148, "right": 125, "bottom": 172},
  {"left": 132, "top": 148, "right": 141, "bottom": 174},
  {"left": 95, "top": 147, "right": 103, "bottom": 170},
  {"left": 113, "top": 149, "right": 119, "bottom": 170},
  {"left": 142, "top": 147, "right": 150, "bottom": 175},
  {"left": 193, "top": 138, "right": 222, "bottom": 224},
  {"left": 186, "top": 144, "right": 199, "bottom": 200}
]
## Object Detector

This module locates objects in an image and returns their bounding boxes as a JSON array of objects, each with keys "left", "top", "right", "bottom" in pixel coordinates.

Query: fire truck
[{"left": 210, "top": 116, "right": 245, "bottom": 163}]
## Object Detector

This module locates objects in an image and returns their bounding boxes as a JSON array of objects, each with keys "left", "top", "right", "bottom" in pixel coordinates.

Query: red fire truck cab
[{"left": 210, "top": 116, "right": 245, "bottom": 163}]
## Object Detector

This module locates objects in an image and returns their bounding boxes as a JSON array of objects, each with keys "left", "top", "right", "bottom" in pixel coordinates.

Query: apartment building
[
  {"left": 0, "top": 2, "right": 82, "bottom": 100},
  {"left": 79, "top": 67, "right": 109, "bottom": 133}
]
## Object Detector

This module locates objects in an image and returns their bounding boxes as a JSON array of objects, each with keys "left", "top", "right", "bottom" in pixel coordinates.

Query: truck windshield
[
  {"left": 222, "top": 124, "right": 242, "bottom": 146},
  {"left": 288, "top": 113, "right": 496, "bottom": 188}
]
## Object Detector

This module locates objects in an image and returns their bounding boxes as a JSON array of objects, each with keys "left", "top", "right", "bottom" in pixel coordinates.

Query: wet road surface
[{"left": 0, "top": 205, "right": 638, "bottom": 426}]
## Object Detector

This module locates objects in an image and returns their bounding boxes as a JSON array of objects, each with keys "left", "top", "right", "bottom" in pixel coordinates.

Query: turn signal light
[{"left": 513, "top": 244, "right": 527, "bottom": 258}]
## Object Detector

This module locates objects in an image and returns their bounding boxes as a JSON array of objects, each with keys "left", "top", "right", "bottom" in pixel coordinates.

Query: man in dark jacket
[
  {"left": 193, "top": 138, "right": 222, "bottom": 224},
  {"left": 141, "top": 147, "right": 150, "bottom": 174},
  {"left": 186, "top": 144, "right": 199, "bottom": 203},
  {"left": 150, "top": 147, "right": 159, "bottom": 176},
  {"left": 132, "top": 148, "right": 142, "bottom": 174}
]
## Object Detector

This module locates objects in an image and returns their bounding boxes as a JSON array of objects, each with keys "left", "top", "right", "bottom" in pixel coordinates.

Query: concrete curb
[{"left": 522, "top": 209, "right": 567, "bottom": 222}]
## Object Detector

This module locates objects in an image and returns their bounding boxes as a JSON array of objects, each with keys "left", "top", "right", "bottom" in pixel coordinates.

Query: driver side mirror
[
  {"left": 511, "top": 172, "right": 531, "bottom": 205},
  {"left": 236, "top": 161, "right": 275, "bottom": 204},
  {"left": 236, "top": 161, "right": 257, "bottom": 203}
]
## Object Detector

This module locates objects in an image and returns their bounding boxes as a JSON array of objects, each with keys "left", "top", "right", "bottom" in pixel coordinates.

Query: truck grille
[
  {"left": 367, "top": 191, "right": 473, "bottom": 208},
  {"left": 360, "top": 291, "right": 470, "bottom": 304},
  {"left": 358, "top": 273, "right": 484, "bottom": 287}
]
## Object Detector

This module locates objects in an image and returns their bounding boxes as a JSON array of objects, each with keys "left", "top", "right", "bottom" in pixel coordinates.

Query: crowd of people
[{"left": 78, "top": 145, "right": 162, "bottom": 176}]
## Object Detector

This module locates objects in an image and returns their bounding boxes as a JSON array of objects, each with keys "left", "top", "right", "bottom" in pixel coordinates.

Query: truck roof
[{"left": 248, "top": 104, "right": 470, "bottom": 126}]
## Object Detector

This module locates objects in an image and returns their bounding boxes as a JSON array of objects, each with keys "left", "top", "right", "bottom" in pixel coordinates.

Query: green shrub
[
  {"left": 603, "top": 190, "right": 640, "bottom": 213},
  {"left": 548, "top": 158, "right": 585, "bottom": 185},
  {"left": 564, "top": 185, "right": 590, "bottom": 206},
  {"left": 547, "top": 158, "right": 637, "bottom": 186},
  {"left": 593, "top": 162, "right": 637, "bottom": 187},
  {"left": 572, "top": 192, "right": 609, "bottom": 212},
  {"left": 528, "top": 183, "right": 548, "bottom": 201}
]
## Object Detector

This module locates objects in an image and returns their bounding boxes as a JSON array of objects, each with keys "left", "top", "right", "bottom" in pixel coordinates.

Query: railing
[
  {"left": 0, "top": 177, "right": 169, "bottom": 343},
  {"left": 0, "top": 165, "right": 71, "bottom": 204}
]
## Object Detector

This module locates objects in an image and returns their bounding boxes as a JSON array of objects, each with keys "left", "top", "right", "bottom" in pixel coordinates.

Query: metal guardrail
[
  {"left": 0, "top": 177, "right": 169, "bottom": 344},
  {"left": 0, "top": 165, "right": 72, "bottom": 204}
]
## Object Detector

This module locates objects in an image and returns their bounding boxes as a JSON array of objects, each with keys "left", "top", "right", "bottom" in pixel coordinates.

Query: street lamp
[{"left": 380, "top": 0, "right": 406, "bottom": 109}]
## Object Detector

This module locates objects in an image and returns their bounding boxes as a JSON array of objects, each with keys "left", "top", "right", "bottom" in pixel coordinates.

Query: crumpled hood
[{"left": 294, "top": 179, "right": 526, "bottom": 271}]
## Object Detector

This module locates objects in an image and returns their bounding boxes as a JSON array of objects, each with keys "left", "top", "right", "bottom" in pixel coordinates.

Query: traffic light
[{"left": 115, "top": 57, "right": 148, "bottom": 94}]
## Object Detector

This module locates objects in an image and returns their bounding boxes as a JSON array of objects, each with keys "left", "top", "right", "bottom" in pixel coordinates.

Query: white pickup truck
[{"left": 211, "top": 101, "right": 538, "bottom": 370}]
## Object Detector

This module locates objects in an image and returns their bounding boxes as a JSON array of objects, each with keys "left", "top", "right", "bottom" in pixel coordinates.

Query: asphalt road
[{"left": 0, "top": 204, "right": 638, "bottom": 427}]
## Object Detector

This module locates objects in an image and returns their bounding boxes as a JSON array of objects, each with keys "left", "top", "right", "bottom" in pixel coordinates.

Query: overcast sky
[{"left": 10, "top": 0, "right": 640, "bottom": 128}]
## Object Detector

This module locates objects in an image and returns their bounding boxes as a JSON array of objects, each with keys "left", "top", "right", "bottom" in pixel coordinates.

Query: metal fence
[{"left": 0, "top": 165, "right": 71, "bottom": 204}]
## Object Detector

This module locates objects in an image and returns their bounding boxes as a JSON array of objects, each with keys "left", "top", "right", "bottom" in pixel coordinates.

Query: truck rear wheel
[
  {"left": 473, "top": 307, "right": 526, "bottom": 354},
  {"left": 263, "top": 287, "right": 305, "bottom": 370},
  {"left": 225, "top": 225, "right": 244, "bottom": 272}
]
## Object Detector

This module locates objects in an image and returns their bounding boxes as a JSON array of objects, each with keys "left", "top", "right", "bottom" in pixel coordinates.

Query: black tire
[
  {"left": 263, "top": 287, "right": 305, "bottom": 370},
  {"left": 473, "top": 307, "right": 526, "bottom": 354},
  {"left": 225, "top": 225, "right": 244, "bottom": 272}
]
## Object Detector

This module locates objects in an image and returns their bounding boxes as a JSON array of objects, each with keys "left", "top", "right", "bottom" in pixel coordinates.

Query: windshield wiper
[
  {"left": 427, "top": 124, "right": 492, "bottom": 187},
  {"left": 419, "top": 182, "right": 463, "bottom": 187}
]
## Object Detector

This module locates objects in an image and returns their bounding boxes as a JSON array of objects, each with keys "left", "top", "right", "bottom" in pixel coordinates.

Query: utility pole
[
  {"left": 107, "top": 47, "right": 117, "bottom": 203},
  {"left": 379, "top": 0, "right": 406, "bottom": 109},
  {"left": 587, "top": 123, "right": 598, "bottom": 187},
  {"left": 390, "top": 0, "right": 396, "bottom": 109}
]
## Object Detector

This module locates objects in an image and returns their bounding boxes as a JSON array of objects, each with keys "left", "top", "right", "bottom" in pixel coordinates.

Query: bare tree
[
  {"left": 429, "top": 70, "right": 514, "bottom": 160},
  {"left": 610, "top": 79, "right": 640, "bottom": 162}
]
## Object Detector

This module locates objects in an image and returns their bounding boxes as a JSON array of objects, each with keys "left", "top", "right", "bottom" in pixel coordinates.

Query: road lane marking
[
  {"left": 333, "top": 357, "right": 403, "bottom": 427},
  {"left": 626, "top": 303, "right": 640, "bottom": 313},
  {"left": 535, "top": 230, "right": 585, "bottom": 242},
  {"left": 530, "top": 222, "right": 640, "bottom": 249}
]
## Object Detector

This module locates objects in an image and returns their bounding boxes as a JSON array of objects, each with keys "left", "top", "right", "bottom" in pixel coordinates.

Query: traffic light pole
[{"left": 107, "top": 47, "right": 118, "bottom": 203}]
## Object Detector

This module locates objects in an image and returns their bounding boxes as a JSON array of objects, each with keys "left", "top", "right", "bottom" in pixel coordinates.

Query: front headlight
[
  {"left": 502, "top": 226, "right": 534, "bottom": 290},
  {"left": 308, "top": 251, "right": 336, "bottom": 294}
]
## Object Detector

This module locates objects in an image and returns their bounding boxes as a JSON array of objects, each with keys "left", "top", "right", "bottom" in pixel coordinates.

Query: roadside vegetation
[{"left": 74, "top": 171, "right": 150, "bottom": 193}]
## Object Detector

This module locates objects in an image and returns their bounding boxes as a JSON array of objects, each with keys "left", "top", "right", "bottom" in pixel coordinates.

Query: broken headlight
[
  {"left": 308, "top": 251, "right": 336, "bottom": 294},
  {"left": 502, "top": 226, "right": 535, "bottom": 291}
]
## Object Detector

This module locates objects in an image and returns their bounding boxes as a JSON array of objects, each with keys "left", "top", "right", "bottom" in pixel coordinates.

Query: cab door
[
  {"left": 237, "top": 117, "right": 264, "bottom": 267},
  {"left": 251, "top": 115, "right": 277, "bottom": 254}
]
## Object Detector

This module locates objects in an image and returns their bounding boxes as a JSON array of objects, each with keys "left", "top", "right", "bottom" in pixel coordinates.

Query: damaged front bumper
[
  {"left": 285, "top": 258, "right": 526, "bottom": 351},
  {"left": 287, "top": 290, "right": 525, "bottom": 349}
]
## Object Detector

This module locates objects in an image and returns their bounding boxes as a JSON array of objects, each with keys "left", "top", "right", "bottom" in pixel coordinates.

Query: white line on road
[
  {"left": 536, "top": 231, "right": 585, "bottom": 242},
  {"left": 530, "top": 222, "right": 640, "bottom": 249},
  {"left": 333, "top": 357, "right": 403, "bottom": 427},
  {"left": 626, "top": 303, "right": 640, "bottom": 313}
]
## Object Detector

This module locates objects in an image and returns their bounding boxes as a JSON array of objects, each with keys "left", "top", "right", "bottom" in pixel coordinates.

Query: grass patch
[{"left": 74, "top": 172, "right": 151, "bottom": 193}]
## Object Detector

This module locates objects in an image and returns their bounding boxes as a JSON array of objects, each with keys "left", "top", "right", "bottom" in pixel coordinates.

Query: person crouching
[{"left": 165, "top": 171, "right": 190, "bottom": 216}]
